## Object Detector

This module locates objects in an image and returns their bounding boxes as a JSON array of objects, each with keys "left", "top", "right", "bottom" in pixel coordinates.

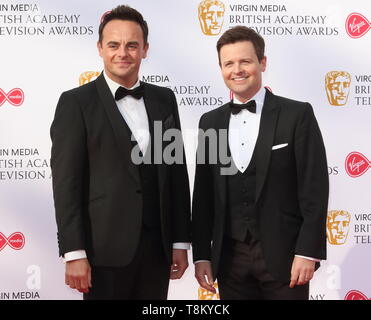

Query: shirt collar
[
  {"left": 232, "top": 86, "right": 267, "bottom": 115},
  {"left": 103, "top": 71, "right": 141, "bottom": 98}
]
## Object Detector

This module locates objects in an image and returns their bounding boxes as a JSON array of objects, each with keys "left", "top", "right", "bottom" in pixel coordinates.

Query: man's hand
[
  {"left": 289, "top": 256, "right": 315, "bottom": 288},
  {"left": 170, "top": 249, "right": 189, "bottom": 279},
  {"left": 195, "top": 261, "right": 216, "bottom": 293},
  {"left": 65, "top": 258, "right": 92, "bottom": 293}
]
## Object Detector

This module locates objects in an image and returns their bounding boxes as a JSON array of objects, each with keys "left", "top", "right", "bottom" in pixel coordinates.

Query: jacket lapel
[
  {"left": 142, "top": 82, "right": 168, "bottom": 192},
  {"left": 255, "top": 90, "right": 280, "bottom": 203},
  {"left": 215, "top": 104, "right": 231, "bottom": 213},
  {"left": 142, "top": 82, "right": 165, "bottom": 128},
  {"left": 95, "top": 74, "right": 140, "bottom": 187}
]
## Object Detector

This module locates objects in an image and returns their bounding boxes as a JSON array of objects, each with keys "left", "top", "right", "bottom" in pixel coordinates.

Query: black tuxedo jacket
[
  {"left": 51, "top": 74, "right": 191, "bottom": 267},
  {"left": 192, "top": 89, "right": 329, "bottom": 282}
]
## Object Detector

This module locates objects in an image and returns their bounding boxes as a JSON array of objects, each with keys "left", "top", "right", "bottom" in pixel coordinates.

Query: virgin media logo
[
  {"left": 345, "top": 13, "right": 371, "bottom": 38},
  {"left": 345, "top": 290, "right": 371, "bottom": 300},
  {"left": 0, "top": 88, "right": 25, "bottom": 107},
  {"left": 345, "top": 152, "right": 370, "bottom": 178},
  {"left": 0, "top": 232, "right": 25, "bottom": 251}
]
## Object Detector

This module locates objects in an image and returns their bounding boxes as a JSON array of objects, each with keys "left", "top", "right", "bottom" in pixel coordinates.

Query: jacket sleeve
[
  {"left": 50, "top": 91, "right": 87, "bottom": 257},
  {"left": 191, "top": 114, "right": 215, "bottom": 261},
  {"left": 294, "top": 103, "right": 329, "bottom": 259},
  {"left": 168, "top": 90, "right": 191, "bottom": 243}
]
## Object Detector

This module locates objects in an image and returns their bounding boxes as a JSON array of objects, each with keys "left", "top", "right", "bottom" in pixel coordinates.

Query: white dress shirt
[
  {"left": 104, "top": 72, "right": 150, "bottom": 155},
  {"left": 194, "top": 86, "right": 319, "bottom": 264},
  {"left": 228, "top": 86, "right": 265, "bottom": 173},
  {"left": 64, "top": 72, "right": 189, "bottom": 262}
]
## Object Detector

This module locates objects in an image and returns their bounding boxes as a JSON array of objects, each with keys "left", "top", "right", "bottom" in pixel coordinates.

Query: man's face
[
  {"left": 328, "top": 214, "right": 350, "bottom": 245},
  {"left": 327, "top": 75, "right": 351, "bottom": 106},
  {"left": 199, "top": 4, "right": 224, "bottom": 35},
  {"left": 220, "top": 41, "right": 266, "bottom": 102},
  {"left": 97, "top": 19, "right": 148, "bottom": 87}
]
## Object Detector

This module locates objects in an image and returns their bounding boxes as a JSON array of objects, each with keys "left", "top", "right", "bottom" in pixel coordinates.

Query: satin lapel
[
  {"left": 215, "top": 104, "right": 231, "bottom": 213},
  {"left": 142, "top": 82, "right": 167, "bottom": 192},
  {"left": 255, "top": 90, "right": 280, "bottom": 203},
  {"left": 142, "top": 82, "right": 165, "bottom": 127},
  {"left": 95, "top": 74, "right": 140, "bottom": 187}
]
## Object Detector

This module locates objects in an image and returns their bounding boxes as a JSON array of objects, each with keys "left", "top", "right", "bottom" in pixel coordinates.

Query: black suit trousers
[
  {"left": 217, "top": 237, "right": 309, "bottom": 300},
  {"left": 83, "top": 226, "right": 171, "bottom": 300}
]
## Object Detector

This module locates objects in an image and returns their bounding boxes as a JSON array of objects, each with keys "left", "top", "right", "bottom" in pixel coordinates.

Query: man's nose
[
  {"left": 232, "top": 63, "right": 243, "bottom": 74},
  {"left": 117, "top": 44, "right": 128, "bottom": 58}
]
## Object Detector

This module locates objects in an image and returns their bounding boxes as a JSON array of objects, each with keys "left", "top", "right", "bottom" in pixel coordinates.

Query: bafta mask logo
[
  {"left": 327, "top": 210, "right": 351, "bottom": 245},
  {"left": 79, "top": 71, "right": 101, "bottom": 86},
  {"left": 198, "top": 282, "right": 220, "bottom": 300},
  {"left": 325, "top": 71, "right": 351, "bottom": 106},
  {"left": 198, "top": 0, "right": 225, "bottom": 36}
]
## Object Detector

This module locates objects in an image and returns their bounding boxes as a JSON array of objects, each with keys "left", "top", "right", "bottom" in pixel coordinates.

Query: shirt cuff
[
  {"left": 172, "top": 242, "right": 190, "bottom": 250},
  {"left": 295, "top": 255, "right": 321, "bottom": 262},
  {"left": 63, "top": 250, "right": 87, "bottom": 263},
  {"left": 194, "top": 260, "right": 210, "bottom": 264}
]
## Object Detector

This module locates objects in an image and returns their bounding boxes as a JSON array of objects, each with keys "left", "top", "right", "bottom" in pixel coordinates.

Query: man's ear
[
  {"left": 97, "top": 41, "right": 103, "bottom": 58},
  {"left": 260, "top": 56, "right": 267, "bottom": 72},
  {"left": 143, "top": 42, "right": 149, "bottom": 59}
]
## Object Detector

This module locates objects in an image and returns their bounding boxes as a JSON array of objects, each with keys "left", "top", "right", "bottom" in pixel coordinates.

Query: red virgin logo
[
  {"left": 345, "top": 152, "right": 370, "bottom": 178},
  {"left": 345, "top": 290, "right": 371, "bottom": 300},
  {"left": 0, "top": 232, "right": 25, "bottom": 251},
  {"left": 0, "top": 88, "right": 25, "bottom": 107},
  {"left": 345, "top": 13, "right": 371, "bottom": 38}
]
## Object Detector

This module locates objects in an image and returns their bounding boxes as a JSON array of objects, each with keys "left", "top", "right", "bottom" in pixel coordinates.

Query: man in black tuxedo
[
  {"left": 50, "top": 5, "right": 191, "bottom": 299},
  {"left": 192, "top": 26, "right": 328, "bottom": 299}
]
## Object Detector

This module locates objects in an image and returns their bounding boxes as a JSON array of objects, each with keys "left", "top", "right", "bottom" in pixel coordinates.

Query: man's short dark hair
[
  {"left": 216, "top": 26, "right": 265, "bottom": 65},
  {"left": 98, "top": 5, "right": 149, "bottom": 44}
]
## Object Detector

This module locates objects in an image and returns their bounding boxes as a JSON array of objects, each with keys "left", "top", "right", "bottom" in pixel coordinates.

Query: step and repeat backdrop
[{"left": 0, "top": 0, "right": 370, "bottom": 300}]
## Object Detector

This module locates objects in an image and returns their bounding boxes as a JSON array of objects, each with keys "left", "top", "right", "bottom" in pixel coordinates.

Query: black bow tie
[
  {"left": 229, "top": 100, "right": 256, "bottom": 115},
  {"left": 115, "top": 83, "right": 144, "bottom": 100}
]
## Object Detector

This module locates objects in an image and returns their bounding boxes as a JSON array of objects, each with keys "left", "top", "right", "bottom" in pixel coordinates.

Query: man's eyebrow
[
  {"left": 126, "top": 41, "right": 139, "bottom": 45},
  {"left": 106, "top": 40, "right": 120, "bottom": 45}
]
